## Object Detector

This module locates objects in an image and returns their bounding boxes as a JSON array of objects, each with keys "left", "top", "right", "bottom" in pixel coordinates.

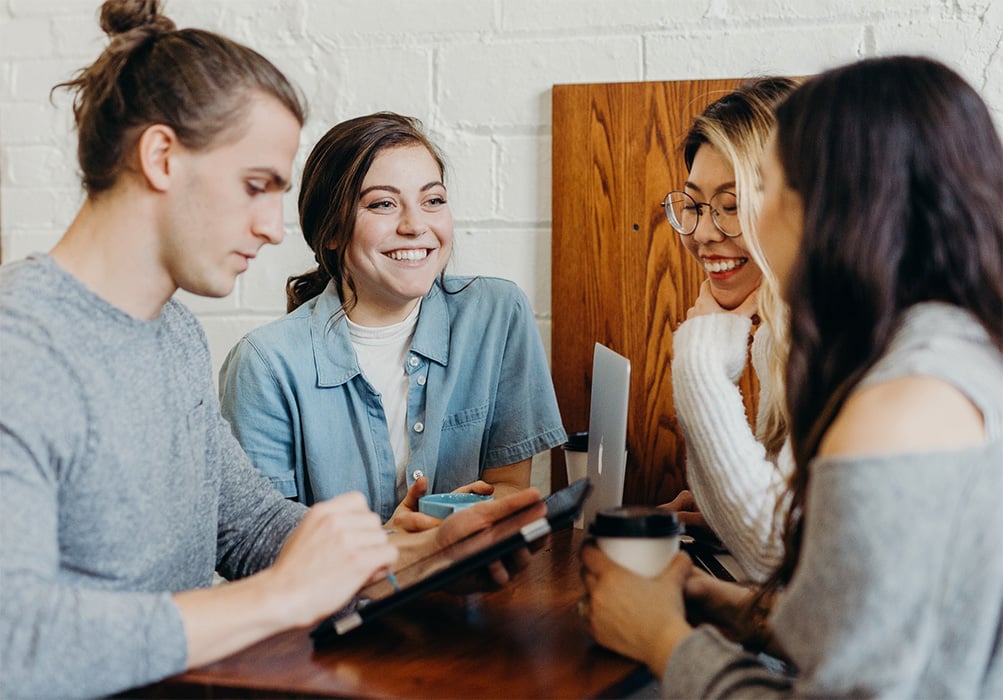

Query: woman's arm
[
  {"left": 481, "top": 457, "right": 532, "bottom": 500},
  {"left": 672, "top": 308, "right": 786, "bottom": 582}
]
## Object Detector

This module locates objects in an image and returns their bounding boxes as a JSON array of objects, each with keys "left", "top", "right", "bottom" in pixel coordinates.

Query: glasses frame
[{"left": 660, "top": 190, "right": 742, "bottom": 238}]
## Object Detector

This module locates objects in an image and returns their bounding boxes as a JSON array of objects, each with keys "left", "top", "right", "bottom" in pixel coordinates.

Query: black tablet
[{"left": 310, "top": 478, "right": 592, "bottom": 646}]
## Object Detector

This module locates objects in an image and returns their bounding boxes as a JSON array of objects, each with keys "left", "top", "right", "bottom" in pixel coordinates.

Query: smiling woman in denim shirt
[{"left": 219, "top": 112, "right": 566, "bottom": 531}]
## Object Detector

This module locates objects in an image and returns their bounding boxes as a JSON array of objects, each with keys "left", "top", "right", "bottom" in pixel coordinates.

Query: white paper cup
[{"left": 590, "top": 506, "right": 682, "bottom": 577}]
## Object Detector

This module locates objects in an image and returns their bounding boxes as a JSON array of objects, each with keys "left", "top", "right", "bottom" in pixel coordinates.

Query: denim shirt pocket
[{"left": 441, "top": 403, "right": 489, "bottom": 432}]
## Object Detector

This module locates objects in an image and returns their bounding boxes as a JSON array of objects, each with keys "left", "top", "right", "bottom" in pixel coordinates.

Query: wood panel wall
[{"left": 550, "top": 78, "right": 759, "bottom": 506}]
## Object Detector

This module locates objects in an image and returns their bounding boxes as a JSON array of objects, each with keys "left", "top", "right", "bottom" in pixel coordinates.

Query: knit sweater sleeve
[
  {"left": 671, "top": 314, "right": 787, "bottom": 582},
  {"left": 209, "top": 387, "right": 306, "bottom": 581}
]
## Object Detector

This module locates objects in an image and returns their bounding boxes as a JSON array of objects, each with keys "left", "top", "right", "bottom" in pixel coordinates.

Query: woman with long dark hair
[{"left": 581, "top": 55, "right": 1003, "bottom": 697}]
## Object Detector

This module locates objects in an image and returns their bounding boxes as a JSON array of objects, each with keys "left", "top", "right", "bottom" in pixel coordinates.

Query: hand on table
[{"left": 580, "top": 544, "right": 695, "bottom": 675}]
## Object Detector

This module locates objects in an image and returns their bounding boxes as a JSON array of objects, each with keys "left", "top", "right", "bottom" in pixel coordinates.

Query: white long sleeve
[{"left": 671, "top": 313, "right": 792, "bottom": 582}]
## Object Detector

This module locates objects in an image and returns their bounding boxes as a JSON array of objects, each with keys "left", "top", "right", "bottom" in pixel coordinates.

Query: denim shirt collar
[{"left": 310, "top": 280, "right": 451, "bottom": 387}]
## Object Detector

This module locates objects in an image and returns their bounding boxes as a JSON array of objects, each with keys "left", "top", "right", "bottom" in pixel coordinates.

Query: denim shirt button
[
  {"left": 413, "top": 421, "right": 425, "bottom": 433},
  {"left": 408, "top": 355, "right": 420, "bottom": 367},
  {"left": 416, "top": 375, "right": 426, "bottom": 386},
  {"left": 412, "top": 469, "right": 424, "bottom": 481}
]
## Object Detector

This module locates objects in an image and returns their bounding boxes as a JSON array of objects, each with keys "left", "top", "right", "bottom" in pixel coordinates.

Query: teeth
[
  {"left": 703, "top": 257, "right": 747, "bottom": 273},
  {"left": 388, "top": 249, "right": 428, "bottom": 261}
]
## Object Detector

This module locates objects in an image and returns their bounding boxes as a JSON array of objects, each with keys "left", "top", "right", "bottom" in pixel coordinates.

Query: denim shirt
[{"left": 218, "top": 276, "right": 567, "bottom": 521}]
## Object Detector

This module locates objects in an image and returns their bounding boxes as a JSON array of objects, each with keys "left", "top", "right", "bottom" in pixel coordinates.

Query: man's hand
[{"left": 267, "top": 492, "right": 398, "bottom": 628}]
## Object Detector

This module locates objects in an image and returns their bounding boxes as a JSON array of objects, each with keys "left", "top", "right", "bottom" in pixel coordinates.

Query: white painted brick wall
[{"left": 2, "top": 0, "right": 1001, "bottom": 492}]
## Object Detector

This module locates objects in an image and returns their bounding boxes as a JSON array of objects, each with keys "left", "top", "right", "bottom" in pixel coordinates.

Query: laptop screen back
[{"left": 581, "top": 343, "right": 630, "bottom": 529}]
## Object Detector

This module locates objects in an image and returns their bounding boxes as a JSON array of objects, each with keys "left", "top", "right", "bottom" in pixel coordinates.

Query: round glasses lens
[
  {"left": 666, "top": 192, "right": 697, "bottom": 234},
  {"left": 710, "top": 192, "right": 741, "bottom": 236}
]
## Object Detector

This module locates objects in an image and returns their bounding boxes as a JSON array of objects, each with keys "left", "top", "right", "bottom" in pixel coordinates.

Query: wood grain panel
[{"left": 551, "top": 79, "right": 760, "bottom": 507}]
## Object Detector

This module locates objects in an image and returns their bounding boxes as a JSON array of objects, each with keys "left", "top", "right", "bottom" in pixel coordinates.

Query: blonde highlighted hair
[{"left": 682, "top": 77, "right": 800, "bottom": 460}]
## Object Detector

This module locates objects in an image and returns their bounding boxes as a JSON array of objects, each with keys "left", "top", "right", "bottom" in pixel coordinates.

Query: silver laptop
[{"left": 581, "top": 343, "right": 631, "bottom": 530}]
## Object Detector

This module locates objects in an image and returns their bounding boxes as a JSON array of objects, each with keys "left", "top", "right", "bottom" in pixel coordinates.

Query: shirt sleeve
[
  {"left": 661, "top": 626, "right": 795, "bottom": 698},
  {"left": 218, "top": 336, "right": 300, "bottom": 498},
  {"left": 483, "top": 283, "right": 567, "bottom": 467},
  {"left": 671, "top": 313, "right": 787, "bottom": 582},
  {"left": 0, "top": 333, "right": 187, "bottom": 699}
]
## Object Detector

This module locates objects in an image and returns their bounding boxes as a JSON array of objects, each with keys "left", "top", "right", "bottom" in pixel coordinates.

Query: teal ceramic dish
[{"left": 418, "top": 493, "right": 493, "bottom": 519}]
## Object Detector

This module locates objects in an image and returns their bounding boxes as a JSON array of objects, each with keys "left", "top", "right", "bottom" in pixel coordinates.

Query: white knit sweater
[{"left": 671, "top": 313, "right": 792, "bottom": 582}]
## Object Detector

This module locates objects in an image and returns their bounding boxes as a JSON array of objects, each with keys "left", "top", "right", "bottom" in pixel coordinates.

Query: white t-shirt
[{"left": 346, "top": 302, "right": 421, "bottom": 500}]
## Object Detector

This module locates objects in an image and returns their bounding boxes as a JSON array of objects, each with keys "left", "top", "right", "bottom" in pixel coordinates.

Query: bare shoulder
[{"left": 818, "top": 375, "right": 985, "bottom": 458}]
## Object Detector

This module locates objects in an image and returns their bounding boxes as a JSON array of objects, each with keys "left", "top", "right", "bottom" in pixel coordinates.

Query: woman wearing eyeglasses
[{"left": 663, "top": 78, "right": 799, "bottom": 582}]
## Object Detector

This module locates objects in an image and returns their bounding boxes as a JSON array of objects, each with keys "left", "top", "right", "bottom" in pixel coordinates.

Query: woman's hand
[
  {"left": 436, "top": 487, "right": 543, "bottom": 590},
  {"left": 682, "top": 566, "right": 753, "bottom": 634},
  {"left": 386, "top": 476, "right": 438, "bottom": 533},
  {"left": 580, "top": 545, "right": 694, "bottom": 675},
  {"left": 687, "top": 279, "right": 759, "bottom": 320},
  {"left": 657, "top": 489, "right": 707, "bottom": 530},
  {"left": 391, "top": 487, "right": 545, "bottom": 591},
  {"left": 388, "top": 478, "right": 497, "bottom": 533}
]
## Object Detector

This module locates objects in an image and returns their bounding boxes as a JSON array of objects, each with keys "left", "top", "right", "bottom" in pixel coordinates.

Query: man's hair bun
[{"left": 99, "top": 0, "right": 175, "bottom": 38}]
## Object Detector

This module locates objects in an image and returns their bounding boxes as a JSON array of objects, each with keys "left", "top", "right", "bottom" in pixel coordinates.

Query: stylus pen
[{"left": 387, "top": 572, "right": 401, "bottom": 593}]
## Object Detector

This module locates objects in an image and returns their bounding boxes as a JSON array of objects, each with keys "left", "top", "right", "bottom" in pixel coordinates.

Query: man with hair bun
[{"left": 0, "top": 2, "right": 541, "bottom": 698}]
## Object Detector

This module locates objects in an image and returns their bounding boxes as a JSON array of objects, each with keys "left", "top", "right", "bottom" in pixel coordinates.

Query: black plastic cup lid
[
  {"left": 562, "top": 431, "right": 589, "bottom": 452},
  {"left": 589, "top": 506, "right": 682, "bottom": 538}
]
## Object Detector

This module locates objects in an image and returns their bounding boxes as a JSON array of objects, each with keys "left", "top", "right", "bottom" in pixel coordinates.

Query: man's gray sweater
[{"left": 0, "top": 255, "right": 307, "bottom": 699}]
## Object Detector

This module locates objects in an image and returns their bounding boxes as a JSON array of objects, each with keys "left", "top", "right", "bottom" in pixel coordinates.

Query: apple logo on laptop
[{"left": 597, "top": 436, "right": 604, "bottom": 475}]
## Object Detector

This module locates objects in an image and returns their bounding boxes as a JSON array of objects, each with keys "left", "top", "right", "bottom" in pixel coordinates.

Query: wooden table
[{"left": 131, "top": 528, "right": 652, "bottom": 699}]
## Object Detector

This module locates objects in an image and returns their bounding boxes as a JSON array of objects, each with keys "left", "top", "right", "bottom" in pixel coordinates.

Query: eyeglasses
[{"left": 661, "top": 190, "right": 741, "bottom": 237}]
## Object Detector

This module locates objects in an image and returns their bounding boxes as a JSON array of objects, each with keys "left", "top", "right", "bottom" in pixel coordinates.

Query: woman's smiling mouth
[
  {"left": 386, "top": 248, "right": 430, "bottom": 261},
  {"left": 702, "top": 256, "right": 748, "bottom": 273}
]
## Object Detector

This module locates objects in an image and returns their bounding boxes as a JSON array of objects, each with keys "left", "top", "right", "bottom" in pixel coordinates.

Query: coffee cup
[
  {"left": 562, "top": 431, "right": 589, "bottom": 484},
  {"left": 589, "top": 506, "right": 682, "bottom": 577}
]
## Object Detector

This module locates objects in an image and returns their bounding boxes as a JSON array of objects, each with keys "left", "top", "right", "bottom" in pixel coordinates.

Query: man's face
[{"left": 161, "top": 94, "right": 301, "bottom": 299}]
